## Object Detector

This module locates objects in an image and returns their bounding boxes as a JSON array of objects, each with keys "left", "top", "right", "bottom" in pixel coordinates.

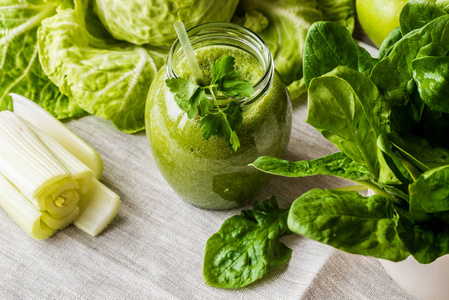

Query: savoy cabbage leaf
[
  {"left": 38, "top": 1, "right": 166, "bottom": 133},
  {"left": 93, "top": 0, "right": 240, "bottom": 46},
  {"left": 0, "top": 0, "right": 85, "bottom": 119},
  {"left": 233, "top": 0, "right": 355, "bottom": 100}
]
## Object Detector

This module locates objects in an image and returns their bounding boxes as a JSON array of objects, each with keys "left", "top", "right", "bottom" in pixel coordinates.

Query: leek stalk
[
  {"left": 0, "top": 173, "right": 56, "bottom": 240},
  {"left": 0, "top": 106, "right": 120, "bottom": 239},
  {"left": 74, "top": 179, "right": 120, "bottom": 236},
  {"left": 11, "top": 93, "right": 104, "bottom": 179}
]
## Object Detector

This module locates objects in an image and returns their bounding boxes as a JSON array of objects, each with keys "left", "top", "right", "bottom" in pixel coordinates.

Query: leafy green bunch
[
  {"left": 204, "top": 0, "right": 449, "bottom": 289},
  {"left": 166, "top": 56, "right": 254, "bottom": 151},
  {"left": 254, "top": 0, "right": 449, "bottom": 264}
]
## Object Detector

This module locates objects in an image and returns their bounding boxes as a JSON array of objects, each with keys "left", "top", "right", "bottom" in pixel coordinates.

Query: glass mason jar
[{"left": 145, "top": 23, "right": 292, "bottom": 210}]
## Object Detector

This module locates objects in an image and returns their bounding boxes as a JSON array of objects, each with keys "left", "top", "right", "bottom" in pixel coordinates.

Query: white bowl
[
  {"left": 365, "top": 189, "right": 449, "bottom": 299},
  {"left": 379, "top": 255, "right": 449, "bottom": 300}
]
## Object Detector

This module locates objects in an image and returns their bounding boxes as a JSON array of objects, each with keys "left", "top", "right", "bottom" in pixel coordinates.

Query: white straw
[{"left": 174, "top": 21, "right": 205, "bottom": 85}]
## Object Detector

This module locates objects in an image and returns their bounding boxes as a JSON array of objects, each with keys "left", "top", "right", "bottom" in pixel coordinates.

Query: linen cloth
[
  {"left": 0, "top": 36, "right": 417, "bottom": 300},
  {"left": 0, "top": 107, "right": 416, "bottom": 300}
]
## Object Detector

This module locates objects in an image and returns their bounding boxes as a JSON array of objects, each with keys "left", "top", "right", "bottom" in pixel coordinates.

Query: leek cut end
[
  {"left": 31, "top": 219, "right": 58, "bottom": 240},
  {"left": 42, "top": 207, "right": 79, "bottom": 230},
  {"left": 75, "top": 179, "right": 120, "bottom": 236},
  {"left": 0, "top": 173, "right": 57, "bottom": 240}
]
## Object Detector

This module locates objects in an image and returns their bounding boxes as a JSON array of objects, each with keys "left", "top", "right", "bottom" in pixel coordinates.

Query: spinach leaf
[
  {"left": 380, "top": 184, "right": 411, "bottom": 203},
  {"left": 371, "top": 15, "right": 449, "bottom": 97},
  {"left": 438, "top": 0, "right": 449, "bottom": 13},
  {"left": 388, "top": 131, "right": 449, "bottom": 171},
  {"left": 287, "top": 189, "right": 410, "bottom": 261},
  {"left": 371, "top": 14, "right": 449, "bottom": 131},
  {"left": 326, "top": 66, "right": 389, "bottom": 134},
  {"left": 396, "top": 166, "right": 449, "bottom": 263},
  {"left": 307, "top": 74, "right": 380, "bottom": 177},
  {"left": 412, "top": 56, "right": 449, "bottom": 113},
  {"left": 376, "top": 133, "right": 413, "bottom": 185},
  {"left": 400, "top": 0, "right": 447, "bottom": 35},
  {"left": 204, "top": 197, "right": 292, "bottom": 288},
  {"left": 396, "top": 206, "right": 449, "bottom": 263},
  {"left": 410, "top": 166, "right": 449, "bottom": 214},
  {"left": 251, "top": 152, "right": 371, "bottom": 181},
  {"left": 378, "top": 27, "right": 402, "bottom": 59},
  {"left": 323, "top": 68, "right": 403, "bottom": 185},
  {"left": 357, "top": 46, "right": 380, "bottom": 77},
  {"left": 303, "top": 21, "right": 377, "bottom": 87}
]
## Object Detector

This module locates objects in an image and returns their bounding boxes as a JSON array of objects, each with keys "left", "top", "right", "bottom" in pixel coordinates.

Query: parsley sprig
[{"left": 165, "top": 56, "right": 254, "bottom": 151}]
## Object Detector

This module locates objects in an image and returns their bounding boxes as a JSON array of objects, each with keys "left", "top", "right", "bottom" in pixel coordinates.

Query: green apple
[{"left": 356, "top": 0, "right": 409, "bottom": 47}]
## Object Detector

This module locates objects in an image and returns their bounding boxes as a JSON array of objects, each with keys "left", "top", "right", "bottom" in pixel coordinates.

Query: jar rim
[{"left": 166, "top": 22, "right": 274, "bottom": 106}]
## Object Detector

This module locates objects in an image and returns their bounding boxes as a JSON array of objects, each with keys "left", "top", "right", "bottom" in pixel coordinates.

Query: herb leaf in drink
[{"left": 165, "top": 56, "right": 254, "bottom": 151}]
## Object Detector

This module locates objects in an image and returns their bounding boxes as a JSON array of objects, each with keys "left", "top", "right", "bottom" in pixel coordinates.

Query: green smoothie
[{"left": 145, "top": 45, "right": 292, "bottom": 210}]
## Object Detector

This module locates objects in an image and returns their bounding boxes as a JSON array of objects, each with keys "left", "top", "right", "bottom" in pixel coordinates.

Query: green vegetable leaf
[
  {"left": 199, "top": 101, "right": 243, "bottom": 151},
  {"left": 307, "top": 74, "right": 380, "bottom": 178},
  {"left": 165, "top": 78, "right": 210, "bottom": 118},
  {"left": 0, "top": 0, "right": 84, "bottom": 119},
  {"left": 400, "top": 0, "right": 447, "bottom": 35},
  {"left": 219, "top": 71, "right": 254, "bottom": 98},
  {"left": 378, "top": 27, "right": 402, "bottom": 59},
  {"left": 222, "top": 100, "right": 244, "bottom": 130},
  {"left": 211, "top": 56, "right": 254, "bottom": 97},
  {"left": 388, "top": 132, "right": 449, "bottom": 171},
  {"left": 437, "top": 0, "right": 449, "bottom": 13},
  {"left": 370, "top": 14, "right": 449, "bottom": 131},
  {"left": 235, "top": 10, "right": 268, "bottom": 34},
  {"left": 316, "top": 0, "right": 355, "bottom": 30},
  {"left": 251, "top": 152, "right": 371, "bottom": 181},
  {"left": 410, "top": 166, "right": 449, "bottom": 214},
  {"left": 199, "top": 114, "right": 224, "bottom": 140},
  {"left": 303, "top": 22, "right": 377, "bottom": 88},
  {"left": 412, "top": 56, "right": 449, "bottom": 113},
  {"left": 38, "top": 3, "right": 166, "bottom": 133},
  {"left": 396, "top": 206, "right": 449, "bottom": 264},
  {"left": 204, "top": 196, "right": 292, "bottom": 288},
  {"left": 326, "top": 66, "right": 389, "bottom": 135},
  {"left": 356, "top": 46, "right": 380, "bottom": 77},
  {"left": 211, "top": 56, "right": 236, "bottom": 84},
  {"left": 292, "top": 3, "right": 449, "bottom": 265},
  {"left": 234, "top": 0, "right": 355, "bottom": 100},
  {"left": 166, "top": 56, "right": 252, "bottom": 151},
  {"left": 377, "top": 133, "right": 413, "bottom": 186},
  {"left": 288, "top": 189, "right": 410, "bottom": 261},
  {"left": 94, "top": 0, "right": 239, "bottom": 47}
]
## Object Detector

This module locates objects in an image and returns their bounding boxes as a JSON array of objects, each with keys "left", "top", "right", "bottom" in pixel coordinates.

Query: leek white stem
[
  {"left": 0, "top": 111, "right": 70, "bottom": 208},
  {"left": 11, "top": 93, "right": 104, "bottom": 180},
  {"left": 0, "top": 111, "right": 88, "bottom": 231},
  {"left": 25, "top": 119, "right": 93, "bottom": 194},
  {"left": 0, "top": 97, "right": 120, "bottom": 238},
  {"left": 74, "top": 178, "right": 120, "bottom": 236},
  {"left": 0, "top": 173, "right": 56, "bottom": 240}
]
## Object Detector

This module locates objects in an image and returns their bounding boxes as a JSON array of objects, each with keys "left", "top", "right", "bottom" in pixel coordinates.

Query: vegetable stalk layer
[{"left": 0, "top": 111, "right": 93, "bottom": 239}]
